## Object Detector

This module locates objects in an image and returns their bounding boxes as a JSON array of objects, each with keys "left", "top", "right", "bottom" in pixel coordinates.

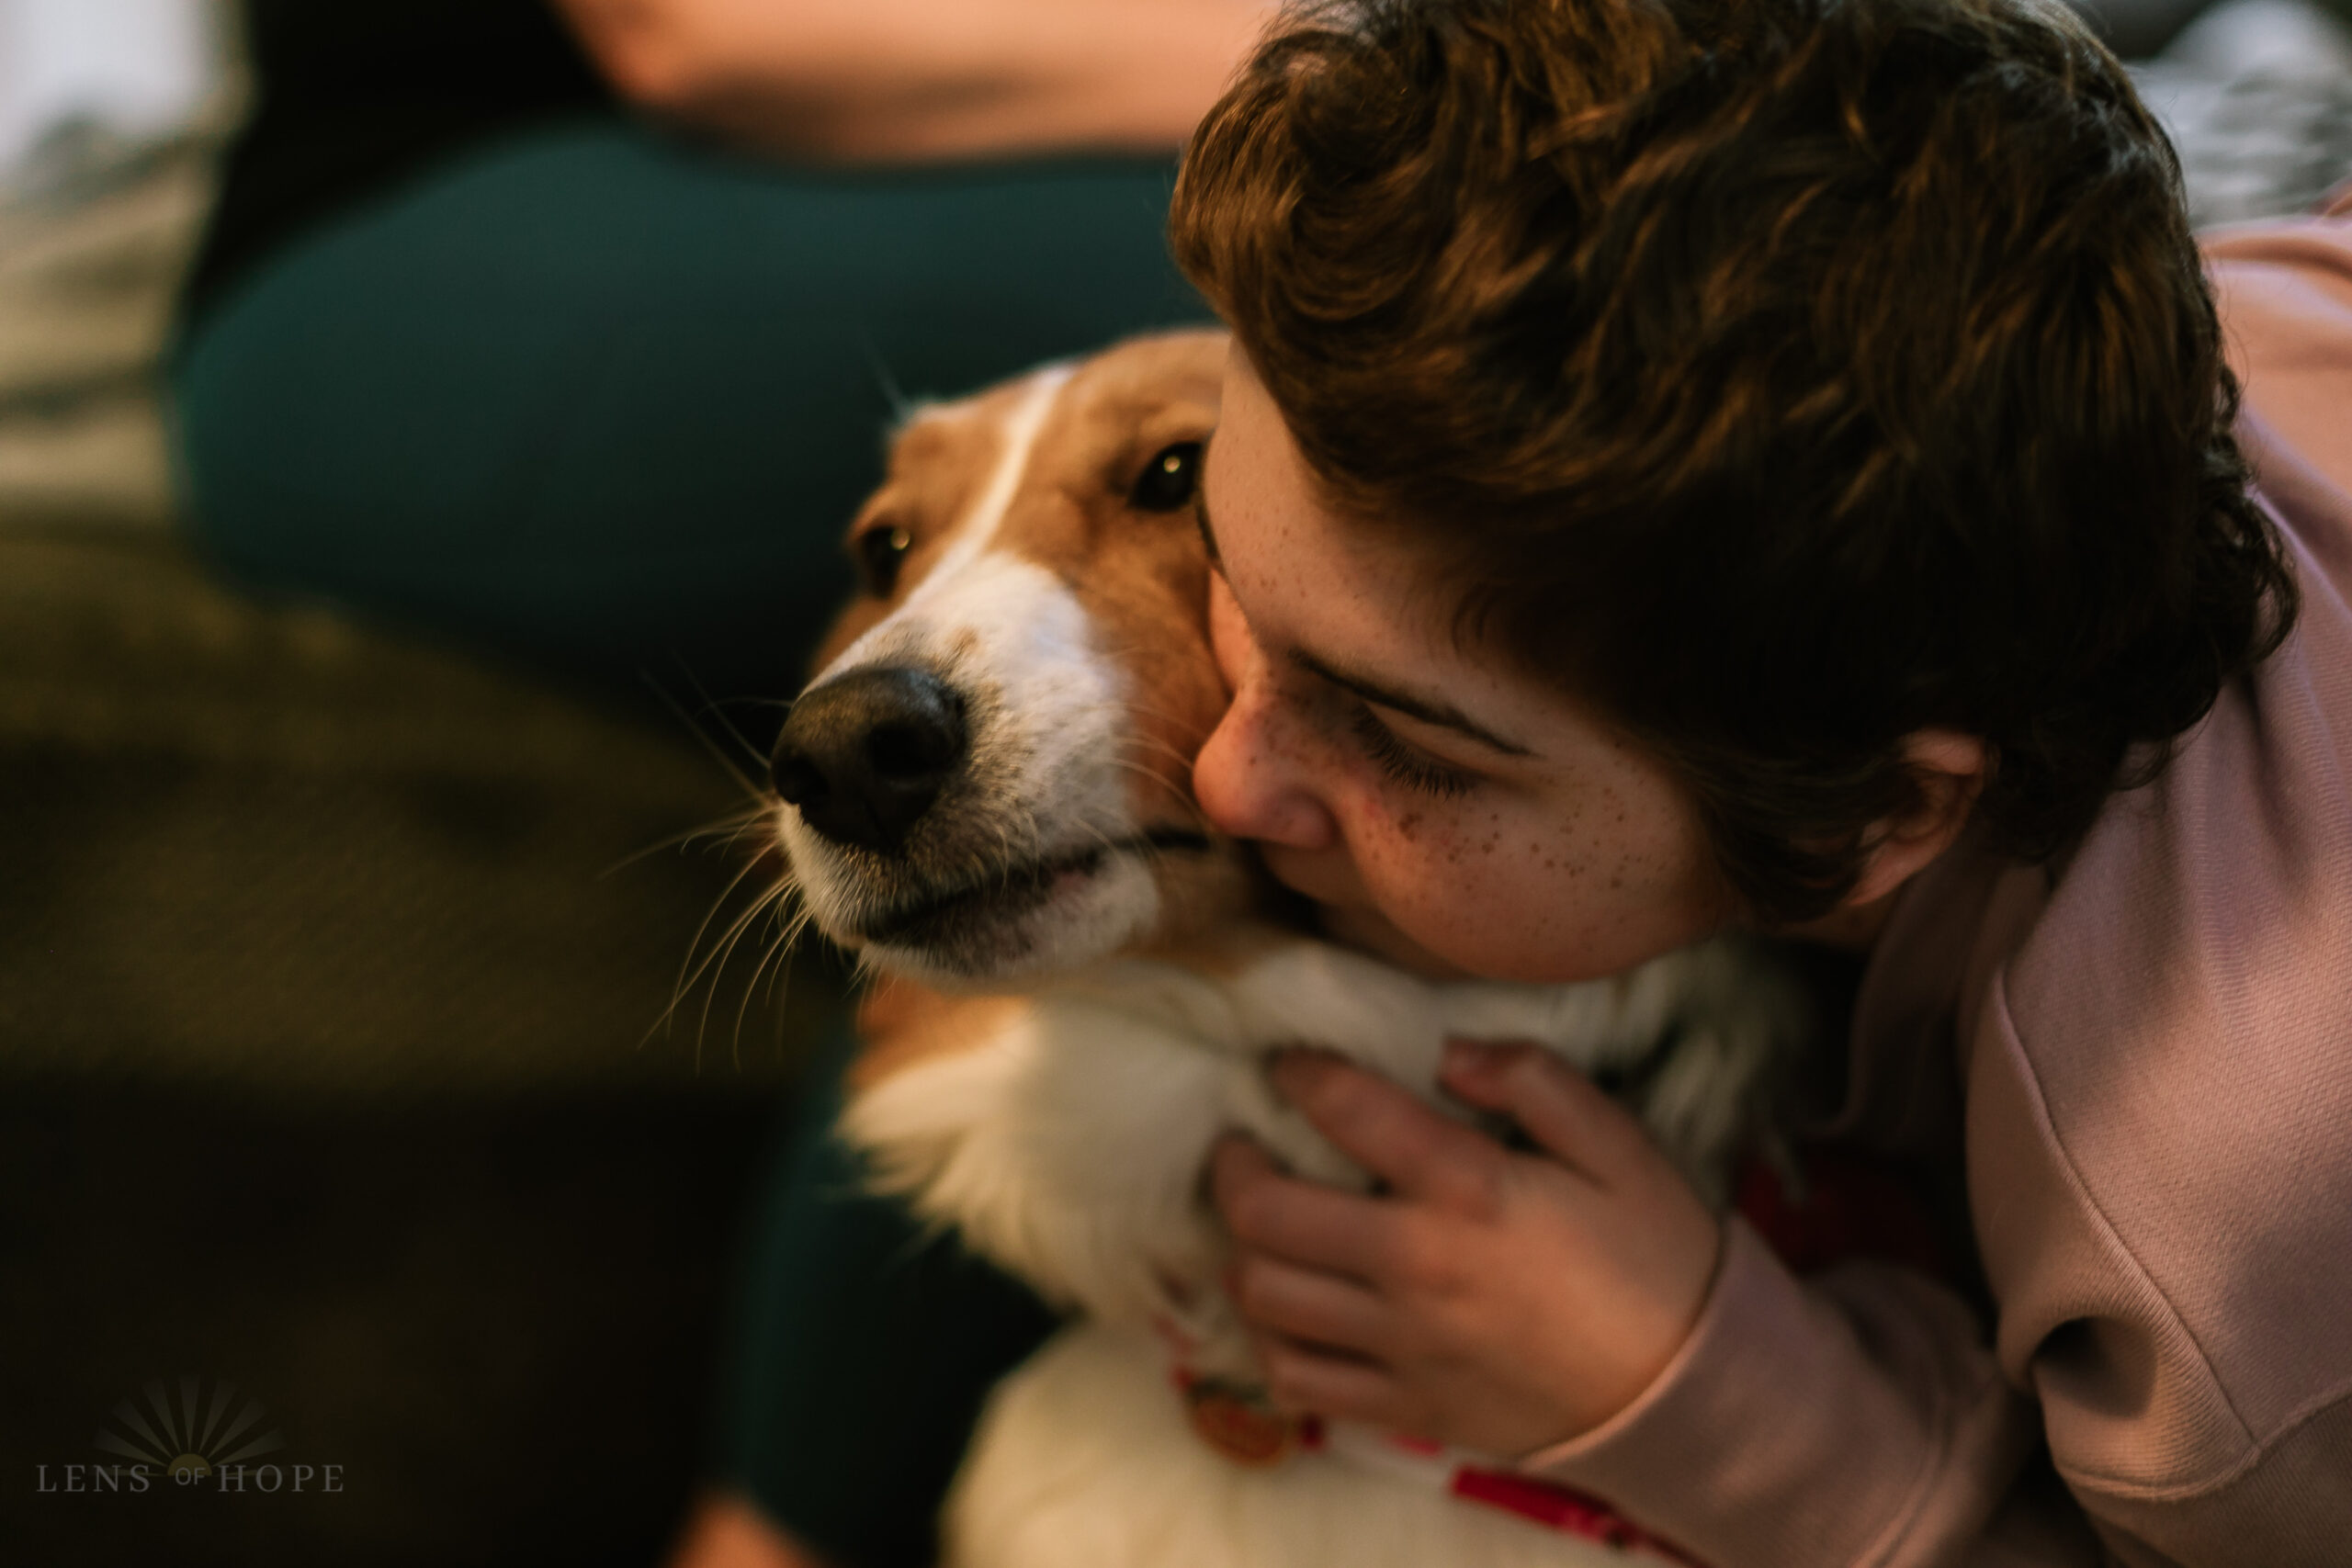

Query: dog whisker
[
  {"left": 1103, "top": 746, "right": 1220, "bottom": 840},
  {"left": 1112, "top": 728, "right": 1216, "bottom": 797},
  {"left": 1121, "top": 728, "right": 1203, "bottom": 768},
  {"left": 730, "top": 904, "right": 801, "bottom": 1066},
  {"left": 695, "top": 882, "right": 793, "bottom": 1064},
  {"left": 1106, "top": 755, "right": 1197, "bottom": 807},
  {"left": 650, "top": 853, "right": 788, "bottom": 1050},
  {"left": 641, "top": 670, "right": 771, "bottom": 805},
  {"left": 768, "top": 905, "right": 824, "bottom": 1012},
  {"left": 744, "top": 886, "right": 826, "bottom": 1051},
  {"left": 861, "top": 333, "right": 914, "bottom": 423},
  {"left": 673, "top": 660, "right": 781, "bottom": 779},
  {"left": 1105, "top": 690, "right": 1217, "bottom": 741},
  {"left": 600, "top": 805, "right": 771, "bottom": 880}
]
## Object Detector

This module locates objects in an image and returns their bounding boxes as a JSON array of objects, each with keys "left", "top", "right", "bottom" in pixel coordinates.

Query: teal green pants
[
  {"left": 173, "top": 120, "right": 1203, "bottom": 1566},
  {"left": 719, "top": 1025, "right": 1060, "bottom": 1568},
  {"left": 174, "top": 118, "right": 1207, "bottom": 695}
]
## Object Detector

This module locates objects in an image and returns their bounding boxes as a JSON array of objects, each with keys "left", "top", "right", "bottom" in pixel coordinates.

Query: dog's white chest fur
[{"left": 842, "top": 933, "right": 1795, "bottom": 1568}]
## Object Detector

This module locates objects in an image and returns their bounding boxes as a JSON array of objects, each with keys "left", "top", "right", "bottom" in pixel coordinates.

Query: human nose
[{"left": 1193, "top": 630, "right": 1339, "bottom": 852}]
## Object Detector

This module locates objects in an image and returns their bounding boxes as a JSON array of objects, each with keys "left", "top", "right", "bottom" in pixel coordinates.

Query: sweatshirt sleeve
[
  {"left": 1518, "top": 1217, "right": 2052, "bottom": 1568},
  {"left": 1517, "top": 944, "right": 2352, "bottom": 1568}
]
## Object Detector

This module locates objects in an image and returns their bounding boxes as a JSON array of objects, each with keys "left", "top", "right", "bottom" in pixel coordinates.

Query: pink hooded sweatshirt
[{"left": 1525, "top": 191, "right": 2352, "bottom": 1566}]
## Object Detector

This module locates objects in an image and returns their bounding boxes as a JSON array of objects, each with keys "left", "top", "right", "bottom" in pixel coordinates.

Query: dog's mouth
[{"left": 857, "top": 826, "right": 1212, "bottom": 950}]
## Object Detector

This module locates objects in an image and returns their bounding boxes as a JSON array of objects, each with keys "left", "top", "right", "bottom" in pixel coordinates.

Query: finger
[
  {"left": 1269, "top": 1051, "right": 1507, "bottom": 1212},
  {"left": 1439, "top": 1039, "right": 1649, "bottom": 1180},
  {"left": 1252, "top": 1334, "right": 1408, "bottom": 1427},
  {"left": 1211, "top": 1135, "right": 1396, "bottom": 1281},
  {"left": 1227, "top": 1249, "right": 1399, "bottom": 1360}
]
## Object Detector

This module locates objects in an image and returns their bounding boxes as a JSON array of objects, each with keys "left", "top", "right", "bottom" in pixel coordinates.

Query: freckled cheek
[
  {"left": 1532, "top": 822, "right": 1629, "bottom": 910},
  {"left": 1321, "top": 768, "right": 1431, "bottom": 871},
  {"left": 1352, "top": 796, "right": 1715, "bottom": 981},
  {"left": 1435, "top": 821, "right": 1615, "bottom": 949},
  {"left": 1342, "top": 810, "right": 1494, "bottom": 931}
]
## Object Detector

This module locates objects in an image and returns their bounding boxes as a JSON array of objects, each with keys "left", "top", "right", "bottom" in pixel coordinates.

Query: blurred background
[
  {"left": 1, "top": 0, "right": 2346, "bottom": 1564},
  {"left": 2, "top": 6, "right": 851, "bottom": 1565}
]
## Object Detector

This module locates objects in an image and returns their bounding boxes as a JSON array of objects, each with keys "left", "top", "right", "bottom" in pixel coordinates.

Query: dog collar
[{"left": 1167, "top": 1368, "right": 1693, "bottom": 1562}]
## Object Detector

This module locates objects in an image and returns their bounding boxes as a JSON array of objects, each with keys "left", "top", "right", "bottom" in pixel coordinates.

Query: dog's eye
[
  {"left": 1128, "top": 442, "right": 1203, "bottom": 513},
  {"left": 854, "top": 524, "right": 913, "bottom": 597}
]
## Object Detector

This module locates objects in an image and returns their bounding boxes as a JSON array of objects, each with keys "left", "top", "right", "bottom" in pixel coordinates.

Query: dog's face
[{"left": 771, "top": 331, "right": 1258, "bottom": 984}]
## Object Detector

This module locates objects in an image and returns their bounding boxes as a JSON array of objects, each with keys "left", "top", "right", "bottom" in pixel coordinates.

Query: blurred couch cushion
[{"left": 0, "top": 526, "right": 837, "bottom": 1095}]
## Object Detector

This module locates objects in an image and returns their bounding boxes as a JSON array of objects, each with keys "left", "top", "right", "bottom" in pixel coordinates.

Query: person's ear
[{"left": 1839, "top": 729, "right": 1988, "bottom": 908}]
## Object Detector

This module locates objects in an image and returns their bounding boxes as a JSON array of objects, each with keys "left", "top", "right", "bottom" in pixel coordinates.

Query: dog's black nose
[{"left": 771, "top": 666, "right": 967, "bottom": 853}]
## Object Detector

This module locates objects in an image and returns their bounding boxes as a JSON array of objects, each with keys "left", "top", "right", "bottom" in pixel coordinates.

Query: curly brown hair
[{"left": 1170, "top": 0, "right": 2298, "bottom": 922}]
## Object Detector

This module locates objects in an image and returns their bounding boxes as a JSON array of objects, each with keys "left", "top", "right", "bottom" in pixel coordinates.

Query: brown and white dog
[{"left": 766, "top": 331, "right": 1806, "bottom": 1568}]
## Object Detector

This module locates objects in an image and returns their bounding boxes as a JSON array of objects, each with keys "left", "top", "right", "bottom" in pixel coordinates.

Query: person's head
[{"left": 1169, "top": 0, "right": 2297, "bottom": 980}]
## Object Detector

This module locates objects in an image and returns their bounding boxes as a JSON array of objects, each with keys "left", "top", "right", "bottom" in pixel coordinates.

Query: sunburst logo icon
[{"left": 93, "top": 1377, "right": 285, "bottom": 1485}]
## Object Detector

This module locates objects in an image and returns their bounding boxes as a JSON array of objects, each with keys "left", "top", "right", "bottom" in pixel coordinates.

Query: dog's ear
[{"left": 849, "top": 976, "right": 1030, "bottom": 1095}]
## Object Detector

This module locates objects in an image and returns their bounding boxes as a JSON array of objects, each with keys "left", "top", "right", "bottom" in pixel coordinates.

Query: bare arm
[
  {"left": 553, "top": 0, "right": 1270, "bottom": 160},
  {"left": 666, "top": 1491, "right": 834, "bottom": 1568}
]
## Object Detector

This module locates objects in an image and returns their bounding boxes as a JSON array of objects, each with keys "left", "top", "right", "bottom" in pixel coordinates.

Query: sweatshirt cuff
[{"left": 1516, "top": 1216, "right": 1989, "bottom": 1568}]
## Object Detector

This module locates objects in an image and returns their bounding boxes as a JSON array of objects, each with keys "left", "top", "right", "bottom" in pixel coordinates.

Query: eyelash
[{"left": 1346, "top": 704, "right": 1477, "bottom": 799}]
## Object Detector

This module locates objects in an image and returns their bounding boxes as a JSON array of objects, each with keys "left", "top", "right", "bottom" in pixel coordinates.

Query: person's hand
[{"left": 1208, "top": 1040, "right": 1723, "bottom": 1458}]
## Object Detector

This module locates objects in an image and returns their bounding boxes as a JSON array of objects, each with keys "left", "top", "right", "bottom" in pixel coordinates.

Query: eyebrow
[{"left": 1290, "top": 649, "right": 1533, "bottom": 758}]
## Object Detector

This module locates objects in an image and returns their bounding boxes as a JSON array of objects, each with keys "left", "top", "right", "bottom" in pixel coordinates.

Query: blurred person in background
[
  {"left": 173, "top": 0, "right": 1262, "bottom": 694},
  {"left": 170, "top": 6, "right": 1261, "bottom": 1567}
]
